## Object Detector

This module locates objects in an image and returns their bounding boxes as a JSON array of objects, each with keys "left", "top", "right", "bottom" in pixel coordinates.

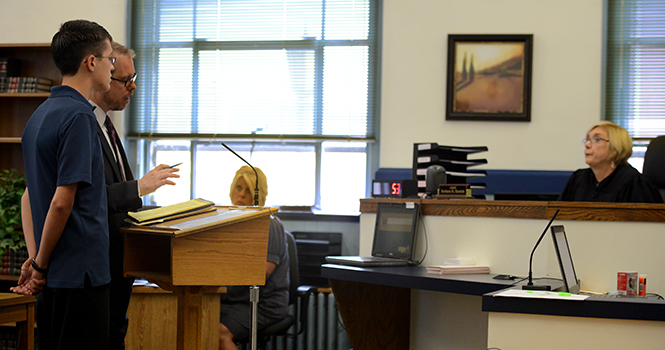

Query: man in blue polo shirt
[{"left": 13, "top": 19, "right": 115, "bottom": 349}]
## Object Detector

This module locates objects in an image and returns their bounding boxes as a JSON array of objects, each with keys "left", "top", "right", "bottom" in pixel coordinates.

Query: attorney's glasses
[{"left": 111, "top": 72, "right": 138, "bottom": 88}]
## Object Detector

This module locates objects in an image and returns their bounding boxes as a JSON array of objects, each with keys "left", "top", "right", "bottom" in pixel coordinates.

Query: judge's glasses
[{"left": 582, "top": 136, "right": 609, "bottom": 145}]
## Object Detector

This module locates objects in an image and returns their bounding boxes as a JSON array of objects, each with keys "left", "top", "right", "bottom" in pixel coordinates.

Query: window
[
  {"left": 606, "top": 0, "right": 665, "bottom": 163},
  {"left": 129, "top": 0, "right": 380, "bottom": 212}
]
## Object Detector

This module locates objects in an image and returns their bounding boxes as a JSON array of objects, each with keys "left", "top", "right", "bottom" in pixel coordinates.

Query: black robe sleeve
[{"left": 558, "top": 165, "right": 664, "bottom": 203}]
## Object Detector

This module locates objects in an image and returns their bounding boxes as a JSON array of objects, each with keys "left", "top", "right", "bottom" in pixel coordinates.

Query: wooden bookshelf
[
  {"left": 0, "top": 44, "right": 61, "bottom": 173},
  {"left": 0, "top": 93, "right": 50, "bottom": 98}
]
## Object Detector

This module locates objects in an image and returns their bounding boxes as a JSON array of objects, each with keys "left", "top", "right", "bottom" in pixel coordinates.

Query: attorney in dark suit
[{"left": 90, "top": 42, "right": 180, "bottom": 350}]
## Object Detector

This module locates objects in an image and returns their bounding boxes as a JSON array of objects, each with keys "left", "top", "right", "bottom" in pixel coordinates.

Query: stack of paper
[
  {"left": 426, "top": 265, "right": 490, "bottom": 274},
  {"left": 126, "top": 198, "right": 216, "bottom": 225},
  {"left": 427, "top": 258, "right": 489, "bottom": 274},
  {"left": 443, "top": 258, "right": 476, "bottom": 266}
]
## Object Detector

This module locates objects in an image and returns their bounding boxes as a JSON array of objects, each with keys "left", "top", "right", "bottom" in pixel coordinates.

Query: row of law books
[
  {"left": 0, "top": 329, "right": 20, "bottom": 350},
  {"left": 0, "top": 76, "right": 53, "bottom": 93},
  {"left": 0, "top": 58, "right": 20, "bottom": 77},
  {"left": 0, "top": 249, "right": 29, "bottom": 276}
]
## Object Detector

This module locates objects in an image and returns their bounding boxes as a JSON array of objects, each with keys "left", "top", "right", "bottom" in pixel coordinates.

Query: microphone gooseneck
[
  {"left": 522, "top": 209, "right": 560, "bottom": 291},
  {"left": 222, "top": 143, "right": 260, "bottom": 206}
]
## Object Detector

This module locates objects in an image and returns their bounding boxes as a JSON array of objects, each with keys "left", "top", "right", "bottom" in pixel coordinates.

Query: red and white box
[
  {"left": 639, "top": 274, "right": 647, "bottom": 297},
  {"left": 617, "top": 271, "right": 638, "bottom": 296}
]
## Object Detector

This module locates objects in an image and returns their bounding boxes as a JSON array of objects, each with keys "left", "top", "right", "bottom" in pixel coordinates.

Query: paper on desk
[
  {"left": 127, "top": 198, "right": 214, "bottom": 223},
  {"left": 133, "top": 279, "right": 159, "bottom": 288},
  {"left": 168, "top": 208, "right": 259, "bottom": 230},
  {"left": 494, "top": 289, "right": 589, "bottom": 301}
]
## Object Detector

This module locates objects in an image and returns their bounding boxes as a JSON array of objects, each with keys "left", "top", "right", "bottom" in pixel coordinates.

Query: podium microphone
[
  {"left": 522, "top": 209, "right": 560, "bottom": 291},
  {"left": 222, "top": 143, "right": 260, "bottom": 206}
]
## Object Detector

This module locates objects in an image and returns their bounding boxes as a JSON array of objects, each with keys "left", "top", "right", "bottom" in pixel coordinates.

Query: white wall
[
  {"left": 380, "top": 0, "right": 604, "bottom": 171},
  {"left": 360, "top": 214, "right": 665, "bottom": 295},
  {"left": 0, "top": 0, "right": 128, "bottom": 46},
  {"left": 489, "top": 312, "right": 665, "bottom": 350}
]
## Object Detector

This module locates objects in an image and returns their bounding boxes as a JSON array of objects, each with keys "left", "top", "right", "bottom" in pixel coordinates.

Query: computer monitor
[
  {"left": 370, "top": 202, "right": 420, "bottom": 260},
  {"left": 550, "top": 225, "right": 580, "bottom": 293}
]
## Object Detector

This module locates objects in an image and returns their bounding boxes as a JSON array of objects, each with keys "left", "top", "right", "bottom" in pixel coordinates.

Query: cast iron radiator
[{"left": 239, "top": 290, "right": 351, "bottom": 350}]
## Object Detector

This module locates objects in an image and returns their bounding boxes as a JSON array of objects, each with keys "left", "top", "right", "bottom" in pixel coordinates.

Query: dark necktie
[{"left": 104, "top": 115, "right": 127, "bottom": 181}]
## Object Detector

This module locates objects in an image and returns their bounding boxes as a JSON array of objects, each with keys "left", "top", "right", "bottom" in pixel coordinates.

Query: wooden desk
[
  {"left": 324, "top": 265, "right": 507, "bottom": 350},
  {"left": 483, "top": 291, "right": 665, "bottom": 349},
  {"left": 0, "top": 293, "right": 35, "bottom": 350},
  {"left": 483, "top": 290, "right": 665, "bottom": 321},
  {"left": 123, "top": 207, "right": 272, "bottom": 350},
  {"left": 351, "top": 199, "right": 665, "bottom": 349},
  {"left": 359, "top": 198, "right": 665, "bottom": 222},
  {"left": 126, "top": 286, "right": 224, "bottom": 350},
  {"left": 126, "top": 287, "right": 177, "bottom": 350},
  {"left": 322, "top": 264, "right": 559, "bottom": 350}
]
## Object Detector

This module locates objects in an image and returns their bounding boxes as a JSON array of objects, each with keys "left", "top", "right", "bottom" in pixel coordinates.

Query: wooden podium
[{"left": 122, "top": 207, "right": 273, "bottom": 350}]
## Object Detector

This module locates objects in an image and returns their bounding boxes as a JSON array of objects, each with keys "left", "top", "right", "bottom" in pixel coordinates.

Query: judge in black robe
[
  {"left": 558, "top": 121, "right": 663, "bottom": 203},
  {"left": 559, "top": 163, "right": 663, "bottom": 203}
]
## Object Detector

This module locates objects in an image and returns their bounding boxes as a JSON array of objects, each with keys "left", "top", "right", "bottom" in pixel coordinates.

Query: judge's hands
[
  {"left": 11, "top": 258, "right": 46, "bottom": 296},
  {"left": 138, "top": 164, "right": 180, "bottom": 196}
]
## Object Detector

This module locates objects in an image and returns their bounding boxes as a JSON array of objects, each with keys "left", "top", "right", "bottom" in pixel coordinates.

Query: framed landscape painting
[{"left": 446, "top": 34, "right": 533, "bottom": 121}]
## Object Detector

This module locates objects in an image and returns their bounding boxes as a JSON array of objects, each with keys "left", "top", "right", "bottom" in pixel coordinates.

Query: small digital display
[
  {"left": 391, "top": 182, "right": 401, "bottom": 195},
  {"left": 372, "top": 181, "right": 401, "bottom": 197},
  {"left": 372, "top": 179, "right": 417, "bottom": 198}
]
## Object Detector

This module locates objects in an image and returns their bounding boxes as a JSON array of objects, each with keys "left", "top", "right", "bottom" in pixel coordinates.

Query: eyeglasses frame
[
  {"left": 111, "top": 72, "right": 138, "bottom": 88},
  {"left": 96, "top": 55, "right": 116, "bottom": 65},
  {"left": 582, "top": 136, "right": 610, "bottom": 145}
]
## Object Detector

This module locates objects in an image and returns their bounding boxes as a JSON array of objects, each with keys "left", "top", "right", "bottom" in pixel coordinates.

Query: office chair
[
  {"left": 642, "top": 135, "right": 665, "bottom": 199},
  {"left": 238, "top": 231, "right": 316, "bottom": 350}
]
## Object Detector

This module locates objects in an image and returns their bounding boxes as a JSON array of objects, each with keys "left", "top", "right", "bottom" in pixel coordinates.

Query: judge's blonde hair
[
  {"left": 588, "top": 121, "right": 633, "bottom": 165},
  {"left": 229, "top": 166, "right": 268, "bottom": 206}
]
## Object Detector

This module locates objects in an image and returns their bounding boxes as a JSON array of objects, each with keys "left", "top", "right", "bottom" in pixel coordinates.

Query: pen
[{"left": 166, "top": 162, "right": 182, "bottom": 169}]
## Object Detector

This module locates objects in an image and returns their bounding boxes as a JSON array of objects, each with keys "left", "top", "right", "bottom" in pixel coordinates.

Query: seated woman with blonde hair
[
  {"left": 559, "top": 121, "right": 663, "bottom": 203},
  {"left": 219, "top": 166, "right": 290, "bottom": 350}
]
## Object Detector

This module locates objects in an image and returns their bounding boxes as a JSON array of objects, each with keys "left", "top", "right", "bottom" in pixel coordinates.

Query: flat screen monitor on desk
[
  {"left": 325, "top": 202, "right": 420, "bottom": 267},
  {"left": 551, "top": 225, "right": 580, "bottom": 294}
]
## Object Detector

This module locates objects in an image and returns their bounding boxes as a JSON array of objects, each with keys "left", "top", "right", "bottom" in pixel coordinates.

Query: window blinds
[
  {"left": 129, "top": 0, "right": 378, "bottom": 140},
  {"left": 606, "top": 0, "right": 665, "bottom": 138}
]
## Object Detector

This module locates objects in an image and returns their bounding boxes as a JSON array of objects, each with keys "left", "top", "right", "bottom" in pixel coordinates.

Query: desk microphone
[
  {"left": 221, "top": 143, "right": 260, "bottom": 206},
  {"left": 522, "top": 209, "right": 560, "bottom": 291}
]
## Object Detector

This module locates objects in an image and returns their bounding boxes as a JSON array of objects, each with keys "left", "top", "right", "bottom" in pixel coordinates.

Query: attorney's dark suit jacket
[
  {"left": 97, "top": 122, "right": 142, "bottom": 275},
  {"left": 96, "top": 119, "right": 142, "bottom": 350}
]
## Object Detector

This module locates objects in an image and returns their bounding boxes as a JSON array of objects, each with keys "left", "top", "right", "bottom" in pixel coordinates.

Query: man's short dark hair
[{"left": 51, "top": 20, "right": 113, "bottom": 76}]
